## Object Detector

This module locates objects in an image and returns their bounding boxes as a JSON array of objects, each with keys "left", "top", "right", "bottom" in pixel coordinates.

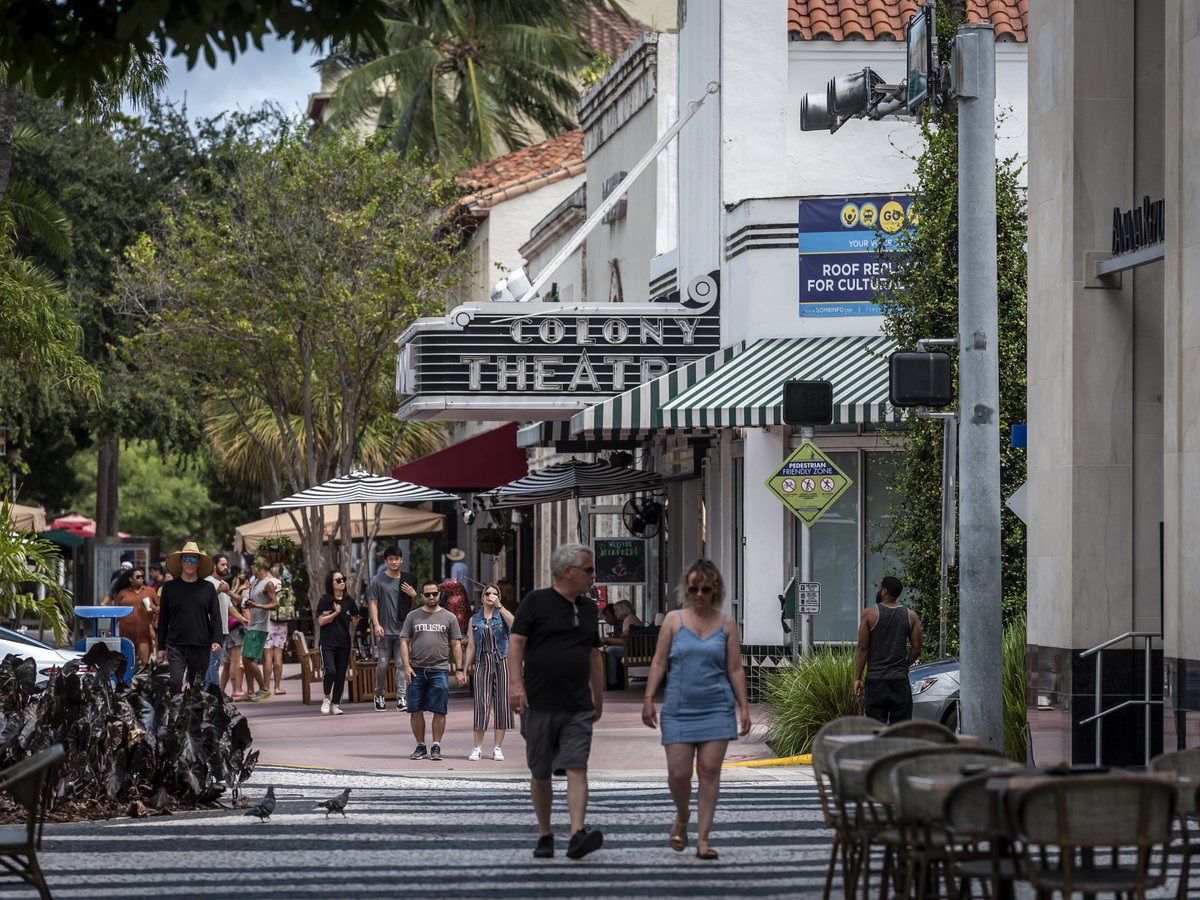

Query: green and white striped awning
[
  {"left": 569, "top": 343, "right": 746, "bottom": 436},
  {"left": 659, "top": 335, "right": 898, "bottom": 428}
]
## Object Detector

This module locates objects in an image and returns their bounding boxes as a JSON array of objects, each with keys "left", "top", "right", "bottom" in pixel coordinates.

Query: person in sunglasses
[
  {"left": 641, "top": 559, "right": 751, "bottom": 861},
  {"left": 508, "top": 543, "right": 605, "bottom": 861},
  {"left": 156, "top": 541, "right": 223, "bottom": 693},
  {"left": 399, "top": 581, "right": 465, "bottom": 761},
  {"left": 316, "top": 569, "right": 360, "bottom": 715}
]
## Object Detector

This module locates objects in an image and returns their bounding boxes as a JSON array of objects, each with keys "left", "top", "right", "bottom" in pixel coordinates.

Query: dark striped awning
[
  {"left": 262, "top": 470, "right": 459, "bottom": 511},
  {"left": 477, "top": 460, "right": 662, "bottom": 509},
  {"left": 660, "top": 336, "right": 898, "bottom": 428}
]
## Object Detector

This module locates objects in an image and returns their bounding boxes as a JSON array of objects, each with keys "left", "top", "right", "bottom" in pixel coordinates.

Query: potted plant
[
  {"left": 256, "top": 536, "right": 297, "bottom": 566},
  {"left": 475, "top": 527, "right": 515, "bottom": 556}
]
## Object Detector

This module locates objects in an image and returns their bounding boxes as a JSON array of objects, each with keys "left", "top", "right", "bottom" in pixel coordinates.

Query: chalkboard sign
[{"left": 593, "top": 538, "right": 647, "bottom": 585}]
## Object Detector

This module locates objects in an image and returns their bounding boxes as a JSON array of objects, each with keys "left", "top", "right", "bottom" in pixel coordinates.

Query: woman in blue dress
[{"left": 642, "top": 559, "right": 751, "bottom": 860}]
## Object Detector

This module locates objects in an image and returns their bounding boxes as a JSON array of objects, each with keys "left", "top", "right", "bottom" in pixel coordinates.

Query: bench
[
  {"left": 294, "top": 632, "right": 400, "bottom": 703},
  {"left": 0, "top": 743, "right": 65, "bottom": 900},
  {"left": 622, "top": 629, "right": 660, "bottom": 689}
]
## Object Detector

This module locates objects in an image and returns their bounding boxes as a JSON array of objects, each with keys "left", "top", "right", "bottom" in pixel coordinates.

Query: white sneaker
[
  {"left": 320, "top": 698, "right": 331, "bottom": 715},
  {"left": 331, "top": 704, "right": 344, "bottom": 716},
  {"left": 492, "top": 746, "right": 505, "bottom": 761},
  {"left": 468, "top": 747, "right": 482, "bottom": 761}
]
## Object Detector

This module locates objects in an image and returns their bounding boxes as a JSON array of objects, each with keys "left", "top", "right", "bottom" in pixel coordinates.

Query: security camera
[
  {"left": 490, "top": 266, "right": 534, "bottom": 302},
  {"left": 462, "top": 507, "right": 477, "bottom": 525}
]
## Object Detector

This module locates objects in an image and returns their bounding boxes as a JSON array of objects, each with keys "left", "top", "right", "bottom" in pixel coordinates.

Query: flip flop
[
  {"left": 669, "top": 816, "right": 688, "bottom": 852},
  {"left": 696, "top": 847, "right": 719, "bottom": 860},
  {"left": 273, "top": 689, "right": 286, "bottom": 695}
]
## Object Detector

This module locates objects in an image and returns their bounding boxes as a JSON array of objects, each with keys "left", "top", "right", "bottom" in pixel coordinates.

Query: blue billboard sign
[{"left": 798, "top": 195, "right": 915, "bottom": 318}]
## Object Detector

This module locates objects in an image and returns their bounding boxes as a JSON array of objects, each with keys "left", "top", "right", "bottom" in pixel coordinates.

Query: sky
[{"left": 159, "top": 38, "right": 327, "bottom": 122}]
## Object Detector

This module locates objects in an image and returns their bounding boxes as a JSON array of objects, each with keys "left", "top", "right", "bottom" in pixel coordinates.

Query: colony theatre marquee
[{"left": 395, "top": 273, "right": 721, "bottom": 421}]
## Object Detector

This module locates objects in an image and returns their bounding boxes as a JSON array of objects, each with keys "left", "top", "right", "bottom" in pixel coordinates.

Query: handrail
[
  {"left": 1078, "top": 630, "right": 1161, "bottom": 767},
  {"left": 1079, "top": 630, "right": 1159, "bottom": 658}
]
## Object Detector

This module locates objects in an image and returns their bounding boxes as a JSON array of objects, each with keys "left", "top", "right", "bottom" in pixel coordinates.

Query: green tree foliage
[
  {"left": 0, "top": 0, "right": 385, "bottom": 107},
  {"left": 323, "top": 0, "right": 624, "bottom": 165},
  {"left": 0, "top": 498, "right": 71, "bottom": 640},
  {"left": 875, "top": 77, "right": 1028, "bottom": 655},
  {"left": 118, "top": 125, "right": 463, "bottom": 600}
]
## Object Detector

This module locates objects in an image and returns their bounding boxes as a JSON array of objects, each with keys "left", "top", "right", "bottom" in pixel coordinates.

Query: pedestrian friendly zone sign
[{"left": 765, "top": 440, "right": 853, "bottom": 526}]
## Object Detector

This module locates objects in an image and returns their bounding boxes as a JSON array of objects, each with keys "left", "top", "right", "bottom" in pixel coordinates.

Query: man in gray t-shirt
[
  {"left": 399, "top": 580, "right": 466, "bottom": 761},
  {"left": 367, "top": 546, "right": 417, "bottom": 711}
]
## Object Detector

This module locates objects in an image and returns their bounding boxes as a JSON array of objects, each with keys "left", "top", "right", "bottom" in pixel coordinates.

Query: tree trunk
[
  {"left": 94, "top": 430, "right": 120, "bottom": 537},
  {"left": 0, "top": 84, "right": 14, "bottom": 205}
]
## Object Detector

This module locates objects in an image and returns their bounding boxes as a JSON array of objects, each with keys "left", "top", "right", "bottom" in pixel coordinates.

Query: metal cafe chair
[
  {"left": 812, "top": 716, "right": 881, "bottom": 899},
  {"left": 1012, "top": 774, "right": 1176, "bottom": 899},
  {"left": 1149, "top": 745, "right": 1200, "bottom": 900},
  {"left": 884, "top": 748, "right": 1012, "bottom": 900},
  {"left": 879, "top": 719, "right": 960, "bottom": 745},
  {"left": 829, "top": 737, "right": 936, "bottom": 899},
  {"left": 0, "top": 744, "right": 66, "bottom": 900},
  {"left": 942, "top": 768, "right": 1035, "bottom": 899}
]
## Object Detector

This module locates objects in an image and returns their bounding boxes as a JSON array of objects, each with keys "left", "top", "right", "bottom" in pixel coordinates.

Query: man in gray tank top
[{"left": 853, "top": 576, "right": 923, "bottom": 724}]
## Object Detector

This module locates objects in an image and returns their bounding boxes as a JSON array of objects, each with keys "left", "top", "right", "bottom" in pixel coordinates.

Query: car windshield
[{"left": 0, "top": 627, "right": 55, "bottom": 651}]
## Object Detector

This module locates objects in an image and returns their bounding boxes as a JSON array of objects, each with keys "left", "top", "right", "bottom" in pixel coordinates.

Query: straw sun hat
[
  {"left": 446, "top": 547, "right": 466, "bottom": 562},
  {"left": 165, "top": 540, "right": 215, "bottom": 578}
]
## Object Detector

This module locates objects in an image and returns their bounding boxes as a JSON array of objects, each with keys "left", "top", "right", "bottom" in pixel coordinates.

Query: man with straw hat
[
  {"left": 156, "top": 541, "right": 223, "bottom": 693},
  {"left": 446, "top": 547, "right": 469, "bottom": 586}
]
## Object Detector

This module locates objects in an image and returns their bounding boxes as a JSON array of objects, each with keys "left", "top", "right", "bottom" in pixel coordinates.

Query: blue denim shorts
[{"left": 406, "top": 667, "right": 449, "bottom": 715}]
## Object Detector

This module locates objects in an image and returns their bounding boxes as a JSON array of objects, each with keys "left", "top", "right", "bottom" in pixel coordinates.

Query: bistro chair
[
  {"left": 942, "top": 768, "right": 1035, "bottom": 899},
  {"left": 828, "top": 736, "right": 935, "bottom": 899},
  {"left": 1149, "top": 745, "right": 1200, "bottom": 899},
  {"left": 879, "top": 719, "right": 960, "bottom": 744},
  {"left": 884, "top": 748, "right": 1011, "bottom": 900},
  {"left": 812, "top": 716, "right": 881, "bottom": 899},
  {"left": 1012, "top": 774, "right": 1176, "bottom": 899},
  {"left": 0, "top": 744, "right": 66, "bottom": 900}
]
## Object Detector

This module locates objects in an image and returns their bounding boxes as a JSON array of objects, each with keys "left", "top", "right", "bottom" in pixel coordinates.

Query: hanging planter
[
  {"left": 475, "top": 527, "right": 515, "bottom": 556},
  {"left": 256, "top": 536, "right": 297, "bottom": 566}
]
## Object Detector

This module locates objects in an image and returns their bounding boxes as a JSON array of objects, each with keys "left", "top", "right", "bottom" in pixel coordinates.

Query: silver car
[
  {"left": 909, "top": 657, "right": 960, "bottom": 731},
  {"left": 0, "top": 626, "right": 87, "bottom": 689}
]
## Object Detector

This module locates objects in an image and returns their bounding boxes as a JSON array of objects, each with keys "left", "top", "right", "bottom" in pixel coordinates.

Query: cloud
[{"left": 162, "top": 38, "right": 325, "bottom": 122}]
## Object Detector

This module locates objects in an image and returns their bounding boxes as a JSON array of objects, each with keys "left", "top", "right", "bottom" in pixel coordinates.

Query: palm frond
[{"left": 2, "top": 180, "right": 73, "bottom": 261}]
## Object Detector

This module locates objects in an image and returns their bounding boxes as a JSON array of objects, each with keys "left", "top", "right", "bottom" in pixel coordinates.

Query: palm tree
[{"left": 322, "top": 0, "right": 624, "bottom": 165}]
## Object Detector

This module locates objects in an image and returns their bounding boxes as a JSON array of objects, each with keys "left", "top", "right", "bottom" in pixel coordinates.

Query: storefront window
[{"left": 801, "top": 450, "right": 903, "bottom": 644}]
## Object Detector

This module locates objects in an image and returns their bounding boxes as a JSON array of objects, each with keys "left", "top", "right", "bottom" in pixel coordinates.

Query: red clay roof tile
[
  {"left": 456, "top": 130, "right": 585, "bottom": 208},
  {"left": 789, "top": 0, "right": 1026, "bottom": 41}
]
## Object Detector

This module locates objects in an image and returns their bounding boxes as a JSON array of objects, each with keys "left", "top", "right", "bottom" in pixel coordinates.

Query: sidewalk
[{"left": 236, "top": 664, "right": 784, "bottom": 778}]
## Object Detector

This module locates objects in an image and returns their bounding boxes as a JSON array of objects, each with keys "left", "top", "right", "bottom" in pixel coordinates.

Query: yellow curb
[{"left": 725, "top": 754, "right": 811, "bottom": 767}]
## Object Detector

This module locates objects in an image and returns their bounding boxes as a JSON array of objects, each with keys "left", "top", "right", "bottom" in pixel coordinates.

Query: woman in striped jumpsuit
[{"left": 465, "top": 584, "right": 515, "bottom": 761}]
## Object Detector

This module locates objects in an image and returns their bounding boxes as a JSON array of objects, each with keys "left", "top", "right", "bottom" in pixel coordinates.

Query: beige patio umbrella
[
  {"left": 7, "top": 503, "right": 47, "bottom": 532},
  {"left": 234, "top": 503, "right": 444, "bottom": 554}
]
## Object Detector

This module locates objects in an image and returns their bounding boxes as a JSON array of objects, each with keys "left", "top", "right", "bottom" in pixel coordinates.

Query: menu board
[{"left": 593, "top": 538, "right": 647, "bottom": 585}]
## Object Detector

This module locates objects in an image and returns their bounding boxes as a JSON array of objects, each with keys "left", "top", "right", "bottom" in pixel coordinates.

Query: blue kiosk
[{"left": 74, "top": 606, "right": 136, "bottom": 682}]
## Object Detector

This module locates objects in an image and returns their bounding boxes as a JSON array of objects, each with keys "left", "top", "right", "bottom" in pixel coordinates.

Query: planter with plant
[
  {"left": 256, "top": 536, "right": 297, "bottom": 566},
  {"left": 475, "top": 528, "right": 514, "bottom": 556}
]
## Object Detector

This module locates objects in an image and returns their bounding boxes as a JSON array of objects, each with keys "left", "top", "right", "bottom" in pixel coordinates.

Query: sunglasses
[
  {"left": 181, "top": 556, "right": 199, "bottom": 563},
  {"left": 132, "top": 574, "right": 144, "bottom": 580},
  {"left": 687, "top": 585, "right": 714, "bottom": 595},
  {"left": 333, "top": 577, "right": 346, "bottom": 583},
  {"left": 422, "top": 591, "right": 440, "bottom": 597},
  {"left": 571, "top": 565, "right": 596, "bottom": 574},
  {"left": 571, "top": 604, "right": 579, "bottom": 628}
]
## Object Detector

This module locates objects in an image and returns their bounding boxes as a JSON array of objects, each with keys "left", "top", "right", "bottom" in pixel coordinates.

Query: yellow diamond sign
[{"left": 765, "top": 439, "right": 853, "bottom": 526}]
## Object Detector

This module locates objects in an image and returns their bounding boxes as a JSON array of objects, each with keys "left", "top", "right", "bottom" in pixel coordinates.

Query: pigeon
[
  {"left": 315, "top": 788, "right": 351, "bottom": 818},
  {"left": 244, "top": 786, "right": 276, "bottom": 822}
]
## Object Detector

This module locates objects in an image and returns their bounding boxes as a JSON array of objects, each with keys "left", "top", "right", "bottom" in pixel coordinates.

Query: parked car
[
  {"left": 0, "top": 626, "right": 87, "bottom": 689},
  {"left": 909, "top": 657, "right": 960, "bottom": 731}
]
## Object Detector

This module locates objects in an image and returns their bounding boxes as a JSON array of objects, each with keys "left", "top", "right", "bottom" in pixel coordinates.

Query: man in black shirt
[
  {"left": 156, "top": 541, "right": 223, "bottom": 693},
  {"left": 853, "top": 576, "right": 923, "bottom": 724},
  {"left": 509, "top": 543, "right": 604, "bottom": 860}
]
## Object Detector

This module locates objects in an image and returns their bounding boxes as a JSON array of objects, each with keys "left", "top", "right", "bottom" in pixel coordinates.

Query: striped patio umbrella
[
  {"left": 478, "top": 460, "right": 663, "bottom": 510},
  {"left": 261, "top": 470, "right": 460, "bottom": 511}
]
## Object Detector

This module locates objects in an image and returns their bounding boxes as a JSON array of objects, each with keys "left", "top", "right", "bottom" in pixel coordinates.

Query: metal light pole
[{"left": 954, "top": 24, "right": 1003, "bottom": 749}]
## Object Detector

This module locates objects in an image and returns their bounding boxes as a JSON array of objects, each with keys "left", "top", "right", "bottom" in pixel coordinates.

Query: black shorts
[
  {"left": 864, "top": 677, "right": 913, "bottom": 725},
  {"left": 520, "top": 708, "right": 595, "bottom": 780}
]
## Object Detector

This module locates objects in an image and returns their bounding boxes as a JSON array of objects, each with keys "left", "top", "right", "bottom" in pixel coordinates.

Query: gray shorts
[{"left": 520, "top": 708, "right": 595, "bottom": 781}]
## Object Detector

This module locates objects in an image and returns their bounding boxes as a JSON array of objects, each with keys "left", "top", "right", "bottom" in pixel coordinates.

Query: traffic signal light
[
  {"left": 782, "top": 380, "right": 834, "bottom": 425},
  {"left": 888, "top": 351, "right": 954, "bottom": 407}
]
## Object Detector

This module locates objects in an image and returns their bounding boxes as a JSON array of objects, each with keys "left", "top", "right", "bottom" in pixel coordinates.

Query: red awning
[{"left": 391, "top": 423, "right": 528, "bottom": 492}]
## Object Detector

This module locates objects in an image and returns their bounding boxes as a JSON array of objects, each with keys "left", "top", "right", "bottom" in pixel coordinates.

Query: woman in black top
[{"left": 316, "top": 569, "right": 360, "bottom": 715}]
